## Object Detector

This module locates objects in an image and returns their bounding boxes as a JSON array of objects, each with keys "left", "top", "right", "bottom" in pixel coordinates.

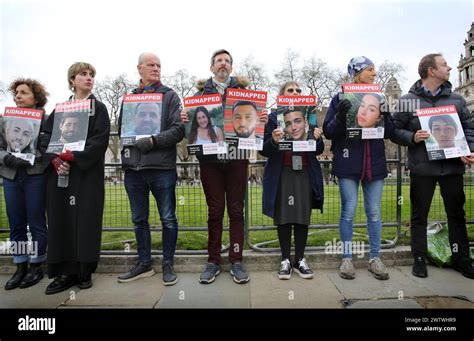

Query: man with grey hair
[
  {"left": 117, "top": 52, "right": 184, "bottom": 286},
  {"left": 391, "top": 53, "right": 474, "bottom": 279}
]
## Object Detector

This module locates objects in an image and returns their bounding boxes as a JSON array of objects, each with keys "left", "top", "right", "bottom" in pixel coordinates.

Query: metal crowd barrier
[{"left": 0, "top": 147, "right": 473, "bottom": 256}]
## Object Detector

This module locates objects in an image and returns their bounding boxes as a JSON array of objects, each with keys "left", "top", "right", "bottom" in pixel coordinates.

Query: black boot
[
  {"left": 452, "top": 257, "right": 474, "bottom": 279},
  {"left": 5, "top": 262, "right": 28, "bottom": 290},
  {"left": 412, "top": 256, "right": 428, "bottom": 278},
  {"left": 78, "top": 273, "right": 92, "bottom": 289},
  {"left": 19, "top": 263, "right": 44, "bottom": 289}
]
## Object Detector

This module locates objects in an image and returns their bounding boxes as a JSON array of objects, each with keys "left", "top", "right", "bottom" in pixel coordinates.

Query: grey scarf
[{"left": 212, "top": 77, "right": 231, "bottom": 95}]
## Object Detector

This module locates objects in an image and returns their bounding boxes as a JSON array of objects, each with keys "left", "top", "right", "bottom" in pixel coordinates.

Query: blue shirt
[{"left": 422, "top": 85, "right": 442, "bottom": 97}]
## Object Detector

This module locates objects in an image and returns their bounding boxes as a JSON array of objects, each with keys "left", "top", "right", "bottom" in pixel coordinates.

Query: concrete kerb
[{"left": 0, "top": 245, "right": 413, "bottom": 274}]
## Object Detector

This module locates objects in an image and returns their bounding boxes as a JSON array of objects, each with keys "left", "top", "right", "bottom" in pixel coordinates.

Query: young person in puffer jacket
[
  {"left": 391, "top": 53, "right": 474, "bottom": 279},
  {"left": 323, "top": 56, "right": 394, "bottom": 281}
]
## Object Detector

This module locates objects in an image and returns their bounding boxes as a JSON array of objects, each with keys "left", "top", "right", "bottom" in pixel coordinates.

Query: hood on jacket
[
  {"left": 409, "top": 79, "right": 453, "bottom": 97},
  {"left": 195, "top": 76, "right": 250, "bottom": 91}
]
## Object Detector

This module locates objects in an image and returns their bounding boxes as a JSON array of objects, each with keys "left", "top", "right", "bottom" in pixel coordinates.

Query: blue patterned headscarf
[{"left": 347, "top": 56, "right": 374, "bottom": 77}]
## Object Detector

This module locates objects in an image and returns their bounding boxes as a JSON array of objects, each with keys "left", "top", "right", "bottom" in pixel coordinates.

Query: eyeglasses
[{"left": 286, "top": 88, "right": 302, "bottom": 94}]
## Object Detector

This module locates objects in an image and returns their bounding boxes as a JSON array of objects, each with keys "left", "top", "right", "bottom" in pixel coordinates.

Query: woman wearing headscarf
[{"left": 323, "top": 56, "right": 394, "bottom": 280}]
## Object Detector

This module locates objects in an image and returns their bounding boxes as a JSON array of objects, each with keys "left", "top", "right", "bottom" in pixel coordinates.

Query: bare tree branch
[
  {"left": 0, "top": 81, "right": 6, "bottom": 101},
  {"left": 274, "top": 49, "right": 302, "bottom": 86},
  {"left": 161, "top": 69, "right": 198, "bottom": 162},
  {"left": 94, "top": 74, "right": 135, "bottom": 162},
  {"left": 375, "top": 61, "right": 406, "bottom": 92},
  {"left": 235, "top": 55, "right": 270, "bottom": 91},
  {"left": 162, "top": 69, "right": 197, "bottom": 100},
  {"left": 300, "top": 56, "right": 343, "bottom": 110}
]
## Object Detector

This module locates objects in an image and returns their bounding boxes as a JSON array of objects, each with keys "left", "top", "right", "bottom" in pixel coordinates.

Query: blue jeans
[
  {"left": 3, "top": 170, "right": 47, "bottom": 264},
  {"left": 124, "top": 169, "right": 178, "bottom": 265},
  {"left": 338, "top": 177, "right": 384, "bottom": 259}
]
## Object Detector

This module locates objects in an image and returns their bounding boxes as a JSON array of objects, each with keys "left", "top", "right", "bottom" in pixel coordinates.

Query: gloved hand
[
  {"left": 3, "top": 154, "right": 30, "bottom": 168},
  {"left": 38, "top": 133, "right": 50, "bottom": 152},
  {"left": 58, "top": 150, "right": 74, "bottom": 162},
  {"left": 381, "top": 110, "right": 392, "bottom": 122},
  {"left": 134, "top": 137, "right": 154, "bottom": 153},
  {"left": 51, "top": 156, "right": 65, "bottom": 174},
  {"left": 336, "top": 99, "right": 351, "bottom": 124}
]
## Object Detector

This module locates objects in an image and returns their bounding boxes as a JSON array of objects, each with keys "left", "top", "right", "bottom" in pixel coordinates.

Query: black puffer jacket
[
  {"left": 391, "top": 80, "right": 474, "bottom": 176},
  {"left": 118, "top": 83, "right": 184, "bottom": 170}
]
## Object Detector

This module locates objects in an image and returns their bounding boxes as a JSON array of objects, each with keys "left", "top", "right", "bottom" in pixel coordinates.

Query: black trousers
[{"left": 410, "top": 174, "right": 469, "bottom": 260}]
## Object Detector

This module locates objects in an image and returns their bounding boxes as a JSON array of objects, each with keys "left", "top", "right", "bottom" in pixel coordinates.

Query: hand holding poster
[
  {"left": 120, "top": 93, "right": 162, "bottom": 146},
  {"left": 276, "top": 95, "right": 317, "bottom": 152},
  {"left": 46, "top": 100, "right": 91, "bottom": 154},
  {"left": 340, "top": 84, "right": 385, "bottom": 139},
  {"left": 184, "top": 94, "right": 227, "bottom": 155},
  {"left": 417, "top": 105, "right": 470, "bottom": 160},
  {"left": 224, "top": 89, "right": 267, "bottom": 150},
  {"left": 2, "top": 107, "right": 44, "bottom": 165}
]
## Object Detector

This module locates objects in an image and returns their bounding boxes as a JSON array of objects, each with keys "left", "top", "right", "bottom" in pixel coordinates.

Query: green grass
[{"left": 0, "top": 179, "right": 473, "bottom": 251}]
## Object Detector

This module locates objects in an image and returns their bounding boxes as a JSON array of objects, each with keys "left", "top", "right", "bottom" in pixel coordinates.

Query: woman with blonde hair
[
  {"left": 323, "top": 56, "right": 394, "bottom": 280},
  {"left": 42, "top": 62, "right": 110, "bottom": 294}
]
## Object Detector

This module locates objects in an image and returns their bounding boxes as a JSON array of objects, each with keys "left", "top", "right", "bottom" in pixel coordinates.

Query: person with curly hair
[{"left": 1, "top": 78, "right": 49, "bottom": 290}]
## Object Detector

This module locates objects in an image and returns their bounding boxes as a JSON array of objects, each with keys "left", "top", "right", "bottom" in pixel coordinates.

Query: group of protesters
[{"left": 1, "top": 48, "right": 473, "bottom": 296}]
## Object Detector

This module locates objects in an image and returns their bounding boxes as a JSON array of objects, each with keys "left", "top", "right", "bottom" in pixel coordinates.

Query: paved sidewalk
[{"left": 1, "top": 265, "right": 472, "bottom": 309}]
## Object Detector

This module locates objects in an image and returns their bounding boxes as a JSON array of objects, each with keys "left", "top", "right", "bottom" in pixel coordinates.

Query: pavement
[
  {"left": 1, "top": 253, "right": 473, "bottom": 337},
  {"left": 0, "top": 263, "right": 473, "bottom": 309}
]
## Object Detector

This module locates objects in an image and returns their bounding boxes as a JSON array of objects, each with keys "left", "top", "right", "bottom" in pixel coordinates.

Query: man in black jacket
[
  {"left": 392, "top": 53, "right": 474, "bottom": 279},
  {"left": 117, "top": 52, "right": 184, "bottom": 286}
]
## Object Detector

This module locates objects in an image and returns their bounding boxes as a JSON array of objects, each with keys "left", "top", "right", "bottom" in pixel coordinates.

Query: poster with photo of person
[
  {"left": 46, "top": 100, "right": 92, "bottom": 154},
  {"left": 276, "top": 95, "right": 317, "bottom": 152},
  {"left": 120, "top": 93, "right": 162, "bottom": 146},
  {"left": 184, "top": 94, "right": 227, "bottom": 155},
  {"left": 417, "top": 105, "right": 470, "bottom": 160},
  {"left": 2, "top": 107, "right": 44, "bottom": 165},
  {"left": 224, "top": 88, "right": 267, "bottom": 150},
  {"left": 339, "top": 84, "right": 385, "bottom": 139}
]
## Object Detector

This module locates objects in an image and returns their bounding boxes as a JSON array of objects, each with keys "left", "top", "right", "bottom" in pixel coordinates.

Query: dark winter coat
[
  {"left": 260, "top": 110, "right": 325, "bottom": 218},
  {"left": 42, "top": 94, "right": 110, "bottom": 269},
  {"left": 391, "top": 80, "right": 474, "bottom": 176},
  {"left": 323, "top": 93, "right": 395, "bottom": 181},
  {"left": 118, "top": 83, "right": 184, "bottom": 170}
]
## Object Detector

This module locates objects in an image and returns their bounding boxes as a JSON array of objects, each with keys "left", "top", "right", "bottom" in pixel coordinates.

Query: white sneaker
[
  {"left": 293, "top": 258, "right": 314, "bottom": 279},
  {"left": 278, "top": 259, "right": 292, "bottom": 280}
]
